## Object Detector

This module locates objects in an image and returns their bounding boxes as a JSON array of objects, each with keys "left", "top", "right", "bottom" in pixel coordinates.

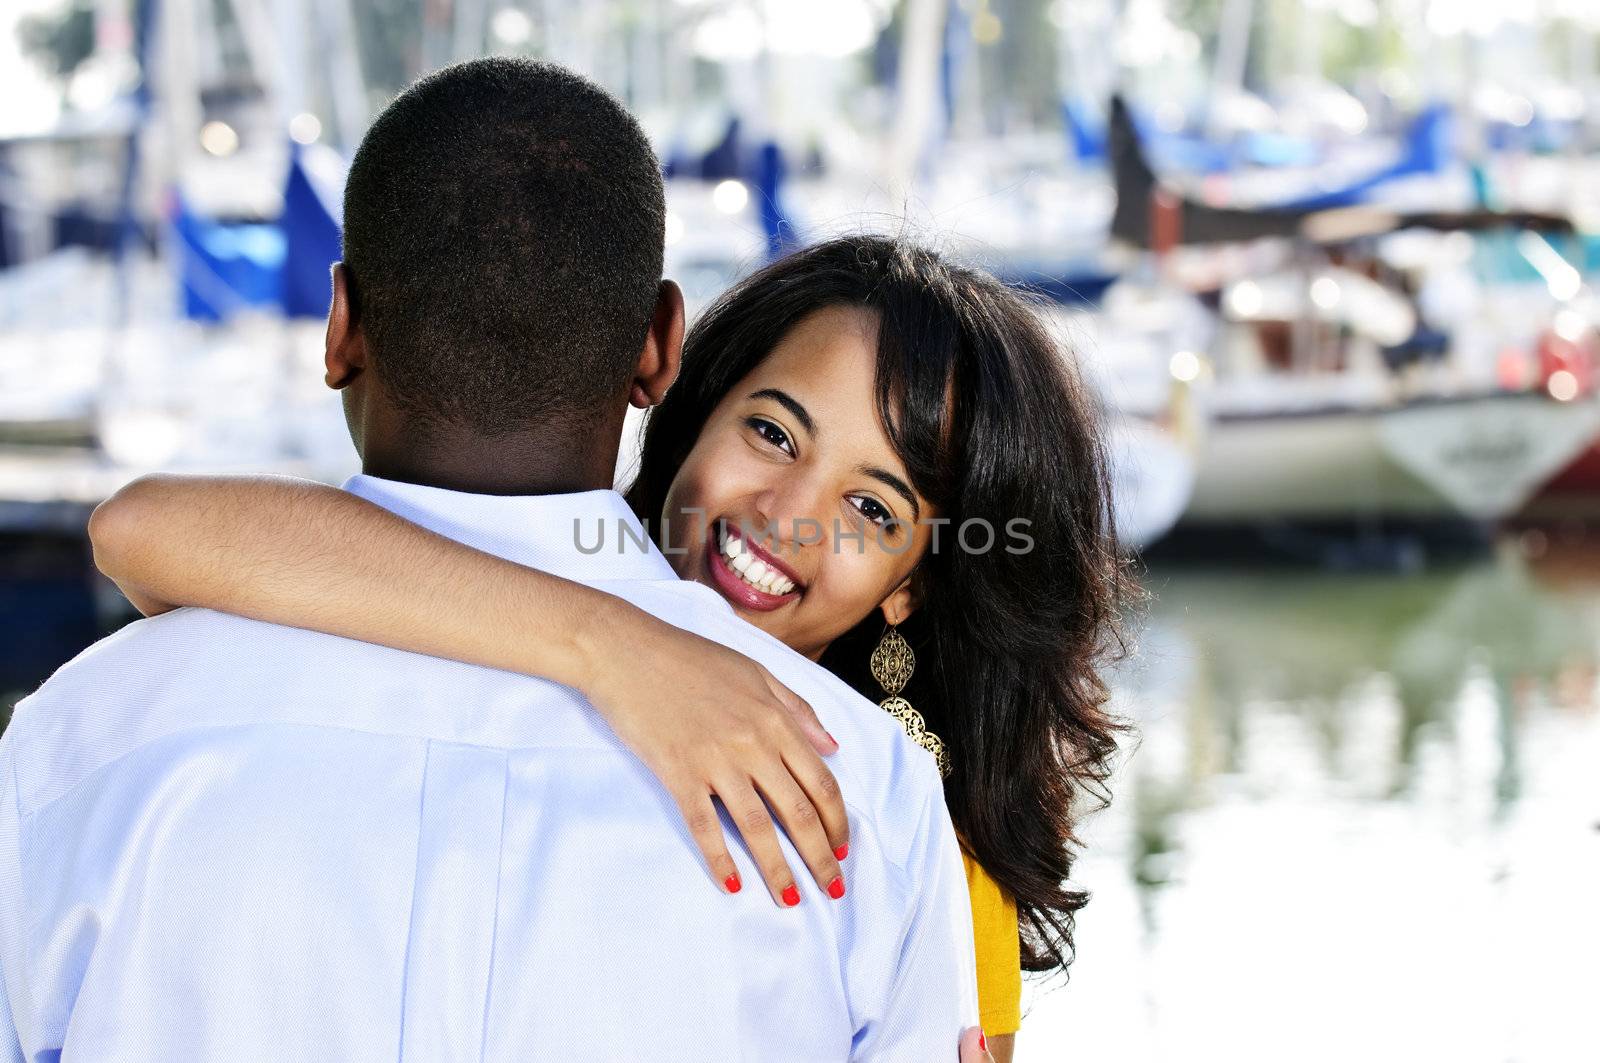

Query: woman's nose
[{"left": 749, "top": 482, "right": 828, "bottom": 555}]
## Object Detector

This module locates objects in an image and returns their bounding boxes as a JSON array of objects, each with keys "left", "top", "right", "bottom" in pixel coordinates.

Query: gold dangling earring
[{"left": 870, "top": 623, "right": 951, "bottom": 777}]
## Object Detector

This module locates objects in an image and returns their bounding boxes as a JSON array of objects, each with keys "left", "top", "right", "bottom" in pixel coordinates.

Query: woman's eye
[
  {"left": 746, "top": 416, "right": 793, "bottom": 454},
  {"left": 849, "top": 495, "right": 893, "bottom": 525}
]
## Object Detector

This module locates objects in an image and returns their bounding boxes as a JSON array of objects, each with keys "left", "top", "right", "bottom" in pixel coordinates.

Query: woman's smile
[{"left": 703, "top": 519, "right": 805, "bottom": 612}]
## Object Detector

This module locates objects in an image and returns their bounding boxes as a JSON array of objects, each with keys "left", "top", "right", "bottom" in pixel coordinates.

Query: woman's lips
[{"left": 704, "top": 523, "right": 803, "bottom": 613}]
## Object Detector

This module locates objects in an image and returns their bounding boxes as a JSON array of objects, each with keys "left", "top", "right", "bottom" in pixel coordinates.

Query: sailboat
[{"left": 1182, "top": 259, "right": 1600, "bottom": 534}]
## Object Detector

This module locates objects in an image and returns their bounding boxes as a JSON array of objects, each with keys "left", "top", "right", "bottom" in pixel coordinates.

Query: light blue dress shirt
[{"left": 0, "top": 474, "right": 979, "bottom": 1061}]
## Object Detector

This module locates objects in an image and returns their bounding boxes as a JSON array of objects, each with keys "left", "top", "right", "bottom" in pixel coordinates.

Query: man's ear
[
  {"left": 878, "top": 575, "right": 920, "bottom": 628},
  {"left": 629, "top": 279, "right": 685, "bottom": 409},
  {"left": 325, "top": 263, "right": 368, "bottom": 390}
]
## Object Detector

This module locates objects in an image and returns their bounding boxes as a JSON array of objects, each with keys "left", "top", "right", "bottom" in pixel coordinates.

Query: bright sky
[{"left": 681, "top": 0, "right": 891, "bottom": 60}]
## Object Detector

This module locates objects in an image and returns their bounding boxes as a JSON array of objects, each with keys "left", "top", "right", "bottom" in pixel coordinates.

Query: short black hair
[{"left": 341, "top": 58, "right": 665, "bottom": 436}]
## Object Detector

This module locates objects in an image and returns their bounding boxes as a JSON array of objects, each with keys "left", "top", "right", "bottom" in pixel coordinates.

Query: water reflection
[{"left": 1020, "top": 540, "right": 1600, "bottom": 1063}]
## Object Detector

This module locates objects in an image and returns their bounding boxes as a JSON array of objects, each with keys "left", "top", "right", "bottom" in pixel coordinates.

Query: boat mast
[
  {"left": 885, "top": 0, "right": 948, "bottom": 198},
  {"left": 452, "top": 0, "right": 488, "bottom": 63},
  {"left": 1208, "top": 0, "right": 1254, "bottom": 140},
  {"left": 316, "top": 0, "right": 369, "bottom": 151}
]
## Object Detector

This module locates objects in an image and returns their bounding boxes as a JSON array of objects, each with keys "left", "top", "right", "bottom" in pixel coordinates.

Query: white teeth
[{"left": 718, "top": 526, "right": 797, "bottom": 596}]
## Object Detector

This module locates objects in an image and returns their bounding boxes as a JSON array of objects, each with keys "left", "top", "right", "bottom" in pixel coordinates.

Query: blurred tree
[
  {"left": 956, "top": 0, "right": 1062, "bottom": 133},
  {"left": 1168, "top": 0, "right": 1228, "bottom": 53},
  {"left": 1167, "top": 0, "right": 1237, "bottom": 84},
  {"left": 17, "top": 0, "right": 97, "bottom": 82},
  {"left": 352, "top": 0, "right": 424, "bottom": 102},
  {"left": 1323, "top": 11, "right": 1404, "bottom": 88},
  {"left": 994, "top": 0, "right": 1061, "bottom": 126}
]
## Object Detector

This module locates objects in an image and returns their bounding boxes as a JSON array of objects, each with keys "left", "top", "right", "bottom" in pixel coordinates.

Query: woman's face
[{"left": 661, "top": 305, "right": 936, "bottom": 661}]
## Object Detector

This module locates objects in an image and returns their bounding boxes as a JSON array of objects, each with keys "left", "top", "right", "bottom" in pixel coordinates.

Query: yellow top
[{"left": 962, "top": 849, "right": 1022, "bottom": 1035}]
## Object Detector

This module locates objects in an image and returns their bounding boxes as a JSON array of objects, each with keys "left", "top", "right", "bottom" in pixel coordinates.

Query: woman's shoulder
[{"left": 961, "top": 848, "right": 1016, "bottom": 918}]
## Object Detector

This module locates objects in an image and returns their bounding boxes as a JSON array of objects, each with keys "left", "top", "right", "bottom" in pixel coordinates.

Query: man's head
[{"left": 326, "top": 58, "right": 683, "bottom": 493}]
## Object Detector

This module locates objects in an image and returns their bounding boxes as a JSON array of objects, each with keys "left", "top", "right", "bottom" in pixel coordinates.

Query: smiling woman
[{"left": 630, "top": 237, "right": 1138, "bottom": 1026}]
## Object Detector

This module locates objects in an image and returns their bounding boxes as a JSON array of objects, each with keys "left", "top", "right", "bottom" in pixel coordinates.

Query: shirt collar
[{"left": 342, "top": 473, "right": 680, "bottom": 584}]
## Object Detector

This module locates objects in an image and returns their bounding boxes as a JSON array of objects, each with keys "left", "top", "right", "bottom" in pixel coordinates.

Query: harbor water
[{"left": 1015, "top": 539, "right": 1599, "bottom": 1063}]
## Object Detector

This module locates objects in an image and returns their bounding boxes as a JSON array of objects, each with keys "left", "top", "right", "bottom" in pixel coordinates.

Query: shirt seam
[
  {"left": 888, "top": 753, "right": 947, "bottom": 884},
  {"left": 5, "top": 750, "right": 40, "bottom": 1053},
  {"left": 476, "top": 751, "right": 510, "bottom": 1062},
  {"left": 394, "top": 737, "right": 431, "bottom": 1063}
]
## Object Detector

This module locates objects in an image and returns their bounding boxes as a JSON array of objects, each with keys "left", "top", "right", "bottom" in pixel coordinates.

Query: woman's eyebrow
[
  {"left": 748, "top": 388, "right": 815, "bottom": 436},
  {"left": 858, "top": 466, "right": 921, "bottom": 521}
]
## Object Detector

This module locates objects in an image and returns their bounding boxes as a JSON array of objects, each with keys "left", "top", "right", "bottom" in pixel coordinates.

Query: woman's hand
[
  {"left": 576, "top": 599, "right": 851, "bottom": 908},
  {"left": 959, "top": 1027, "right": 996, "bottom": 1062}
]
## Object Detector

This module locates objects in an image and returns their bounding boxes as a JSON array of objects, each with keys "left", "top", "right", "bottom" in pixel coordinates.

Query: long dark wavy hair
[{"left": 627, "top": 235, "right": 1134, "bottom": 975}]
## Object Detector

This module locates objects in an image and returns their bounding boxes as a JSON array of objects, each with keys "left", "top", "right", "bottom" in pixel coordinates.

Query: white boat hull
[{"left": 1186, "top": 392, "right": 1600, "bottom": 524}]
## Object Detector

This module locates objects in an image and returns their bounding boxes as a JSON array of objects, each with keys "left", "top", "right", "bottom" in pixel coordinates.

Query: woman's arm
[{"left": 88, "top": 473, "right": 849, "bottom": 906}]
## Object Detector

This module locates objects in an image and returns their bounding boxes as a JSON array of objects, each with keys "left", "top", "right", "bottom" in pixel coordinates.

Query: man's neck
[
  {"left": 360, "top": 428, "right": 621, "bottom": 497},
  {"left": 347, "top": 382, "right": 632, "bottom": 496}
]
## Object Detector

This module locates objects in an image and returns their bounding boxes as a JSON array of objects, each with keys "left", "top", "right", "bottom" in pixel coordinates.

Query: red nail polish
[
  {"left": 781, "top": 884, "right": 800, "bottom": 907},
  {"left": 724, "top": 873, "right": 741, "bottom": 894},
  {"left": 833, "top": 843, "right": 849, "bottom": 861},
  {"left": 827, "top": 876, "right": 845, "bottom": 899},
  {"left": 979, "top": 1031, "right": 987, "bottom": 1052}
]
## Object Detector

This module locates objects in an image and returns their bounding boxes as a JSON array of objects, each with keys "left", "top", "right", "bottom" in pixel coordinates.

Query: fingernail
[
  {"left": 825, "top": 730, "right": 839, "bottom": 748},
  {"left": 833, "top": 843, "right": 849, "bottom": 861},
  {"left": 979, "top": 1031, "right": 987, "bottom": 1052},
  {"left": 724, "top": 873, "right": 742, "bottom": 894},
  {"left": 826, "top": 876, "right": 845, "bottom": 900},
  {"left": 781, "top": 884, "right": 801, "bottom": 907}
]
